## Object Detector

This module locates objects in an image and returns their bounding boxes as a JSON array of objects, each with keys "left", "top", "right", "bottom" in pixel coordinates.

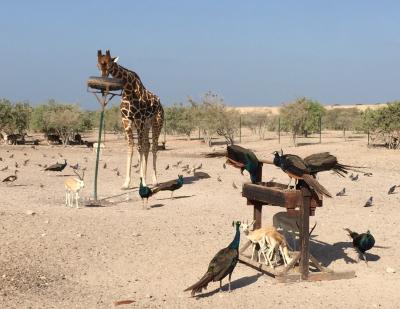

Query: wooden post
[
  {"left": 300, "top": 184, "right": 311, "bottom": 280},
  {"left": 278, "top": 117, "right": 281, "bottom": 144},
  {"left": 253, "top": 162, "right": 263, "bottom": 229}
]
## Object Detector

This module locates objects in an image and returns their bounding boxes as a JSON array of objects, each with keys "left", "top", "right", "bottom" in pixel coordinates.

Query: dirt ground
[{"left": 1, "top": 130, "right": 399, "bottom": 309}]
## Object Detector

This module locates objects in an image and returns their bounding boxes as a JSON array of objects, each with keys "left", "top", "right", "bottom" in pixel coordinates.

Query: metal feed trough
[{"left": 85, "top": 76, "right": 123, "bottom": 206}]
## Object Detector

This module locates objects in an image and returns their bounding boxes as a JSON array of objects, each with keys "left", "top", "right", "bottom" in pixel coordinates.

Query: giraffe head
[{"left": 97, "top": 49, "right": 119, "bottom": 77}]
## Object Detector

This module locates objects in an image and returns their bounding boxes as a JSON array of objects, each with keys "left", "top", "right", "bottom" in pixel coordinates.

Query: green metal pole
[{"left": 93, "top": 107, "right": 105, "bottom": 200}]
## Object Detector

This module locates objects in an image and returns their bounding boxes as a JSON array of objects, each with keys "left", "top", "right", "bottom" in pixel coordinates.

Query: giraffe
[{"left": 97, "top": 50, "right": 164, "bottom": 188}]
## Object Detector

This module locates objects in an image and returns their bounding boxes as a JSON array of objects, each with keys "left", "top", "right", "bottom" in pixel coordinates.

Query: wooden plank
[
  {"left": 276, "top": 271, "right": 356, "bottom": 283},
  {"left": 238, "top": 254, "right": 277, "bottom": 277},
  {"left": 242, "top": 183, "right": 302, "bottom": 209},
  {"left": 309, "top": 254, "right": 333, "bottom": 273},
  {"left": 277, "top": 252, "right": 301, "bottom": 276},
  {"left": 299, "top": 186, "right": 311, "bottom": 280}
]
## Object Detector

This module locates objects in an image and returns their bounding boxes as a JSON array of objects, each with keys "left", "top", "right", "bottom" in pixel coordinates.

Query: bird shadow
[
  {"left": 183, "top": 176, "right": 207, "bottom": 184},
  {"left": 150, "top": 203, "right": 164, "bottom": 208},
  {"left": 195, "top": 273, "right": 263, "bottom": 298},
  {"left": 55, "top": 174, "right": 75, "bottom": 177},
  {"left": 310, "top": 239, "right": 380, "bottom": 265},
  {"left": 156, "top": 195, "right": 194, "bottom": 201}
]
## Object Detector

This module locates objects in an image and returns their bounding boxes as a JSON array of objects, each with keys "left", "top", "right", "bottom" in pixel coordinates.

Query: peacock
[
  {"left": 157, "top": 175, "right": 184, "bottom": 198},
  {"left": 344, "top": 228, "right": 375, "bottom": 264},
  {"left": 45, "top": 159, "right": 67, "bottom": 172},
  {"left": 138, "top": 177, "right": 161, "bottom": 209},
  {"left": 273, "top": 150, "right": 332, "bottom": 198},
  {"left": 303, "top": 152, "right": 365, "bottom": 177},
  {"left": 204, "top": 145, "right": 262, "bottom": 183},
  {"left": 184, "top": 221, "right": 241, "bottom": 297}
]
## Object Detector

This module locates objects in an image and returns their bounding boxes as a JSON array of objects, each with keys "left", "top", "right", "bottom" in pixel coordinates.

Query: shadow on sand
[{"left": 195, "top": 273, "right": 263, "bottom": 298}]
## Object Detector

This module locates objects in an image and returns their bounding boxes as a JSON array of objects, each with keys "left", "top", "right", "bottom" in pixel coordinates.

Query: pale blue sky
[{"left": 1, "top": 0, "right": 399, "bottom": 109}]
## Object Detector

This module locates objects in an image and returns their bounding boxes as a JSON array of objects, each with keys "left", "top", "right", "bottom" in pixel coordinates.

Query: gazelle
[
  {"left": 241, "top": 221, "right": 292, "bottom": 268},
  {"left": 241, "top": 221, "right": 275, "bottom": 267},
  {"left": 64, "top": 170, "right": 85, "bottom": 208}
]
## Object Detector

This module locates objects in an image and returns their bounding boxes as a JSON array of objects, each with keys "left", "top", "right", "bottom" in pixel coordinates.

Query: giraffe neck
[{"left": 108, "top": 62, "right": 146, "bottom": 97}]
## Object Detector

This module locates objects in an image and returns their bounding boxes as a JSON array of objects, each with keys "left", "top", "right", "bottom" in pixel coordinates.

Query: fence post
[
  {"left": 163, "top": 117, "right": 166, "bottom": 144},
  {"left": 367, "top": 130, "right": 370, "bottom": 146},
  {"left": 239, "top": 116, "right": 242, "bottom": 143},
  {"left": 319, "top": 115, "right": 322, "bottom": 144},
  {"left": 278, "top": 117, "right": 281, "bottom": 144}
]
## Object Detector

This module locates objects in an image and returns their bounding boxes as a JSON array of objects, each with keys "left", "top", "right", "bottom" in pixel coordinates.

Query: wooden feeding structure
[
  {"left": 86, "top": 76, "right": 123, "bottom": 206},
  {"left": 238, "top": 162, "right": 355, "bottom": 283}
]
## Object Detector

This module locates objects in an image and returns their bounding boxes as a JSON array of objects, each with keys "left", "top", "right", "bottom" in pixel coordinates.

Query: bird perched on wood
[
  {"left": 0, "top": 166, "right": 8, "bottom": 171},
  {"left": 157, "top": 175, "right": 184, "bottom": 198},
  {"left": 344, "top": 228, "right": 375, "bottom": 264},
  {"left": 165, "top": 164, "right": 170, "bottom": 170},
  {"left": 23, "top": 159, "right": 29, "bottom": 166},
  {"left": 364, "top": 172, "right": 373, "bottom": 177},
  {"left": 223, "top": 163, "right": 226, "bottom": 169},
  {"left": 364, "top": 196, "right": 373, "bottom": 207},
  {"left": 336, "top": 188, "right": 346, "bottom": 196},
  {"left": 2, "top": 170, "right": 18, "bottom": 184},
  {"left": 103, "top": 162, "right": 107, "bottom": 169},
  {"left": 351, "top": 174, "right": 359, "bottom": 181},
  {"left": 303, "top": 152, "right": 365, "bottom": 177},
  {"left": 138, "top": 177, "right": 161, "bottom": 209},
  {"left": 388, "top": 185, "right": 397, "bottom": 195},
  {"left": 204, "top": 145, "right": 267, "bottom": 183},
  {"left": 273, "top": 151, "right": 332, "bottom": 198},
  {"left": 45, "top": 159, "right": 67, "bottom": 172},
  {"left": 184, "top": 221, "right": 241, "bottom": 296}
]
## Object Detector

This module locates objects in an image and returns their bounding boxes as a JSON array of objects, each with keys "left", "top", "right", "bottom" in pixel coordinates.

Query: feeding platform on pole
[{"left": 85, "top": 76, "right": 123, "bottom": 207}]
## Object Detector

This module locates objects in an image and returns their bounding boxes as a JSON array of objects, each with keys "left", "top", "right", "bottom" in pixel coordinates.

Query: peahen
[
  {"left": 184, "top": 221, "right": 241, "bottom": 297},
  {"left": 344, "top": 228, "right": 375, "bottom": 264}
]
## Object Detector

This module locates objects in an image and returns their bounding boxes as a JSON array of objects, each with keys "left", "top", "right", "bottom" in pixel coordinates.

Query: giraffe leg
[
  {"left": 151, "top": 117, "right": 163, "bottom": 185},
  {"left": 141, "top": 125, "right": 151, "bottom": 186},
  {"left": 122, "top": 121, "right": 135, "bottom": 190}
]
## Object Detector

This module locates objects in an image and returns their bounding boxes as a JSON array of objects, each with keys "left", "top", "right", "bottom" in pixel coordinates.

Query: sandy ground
[{"left": 1, "top": 130, "right": 400, "bottom": 309}]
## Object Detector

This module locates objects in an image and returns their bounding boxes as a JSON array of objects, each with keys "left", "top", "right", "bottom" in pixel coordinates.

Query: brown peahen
[{"left": 184, "top": 221, "right": 241, "bottom": 297}]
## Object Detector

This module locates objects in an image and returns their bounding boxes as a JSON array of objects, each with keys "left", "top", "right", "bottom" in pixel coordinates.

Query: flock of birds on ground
[{"left": 0, "top": 143, "right": 396, "bottom": 297}]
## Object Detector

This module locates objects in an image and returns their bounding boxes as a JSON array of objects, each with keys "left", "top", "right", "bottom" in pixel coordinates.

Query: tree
[
  {"left": 323, "top": 108, "right": 361, "bottom": 138},
  {"left": 280, "top": 97, "right": 325, "bottom": 146},
  {"left": 242, "top": 111, "right": 273, "bottom": 140},
  {"left": 12, "top": 102, "right": 32, "bottom": 134},
  {"left": 193, "top": 92, "right": 240, "bottom": 146},
  {"left": 165, "top": 103, "right": 196, "bottom": 139},
  {"left": 0, "top": 99, "right": 15, "bottom": 134},
  {"left": 30, "top": 100, "right": 87, "bottom": 146}
]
